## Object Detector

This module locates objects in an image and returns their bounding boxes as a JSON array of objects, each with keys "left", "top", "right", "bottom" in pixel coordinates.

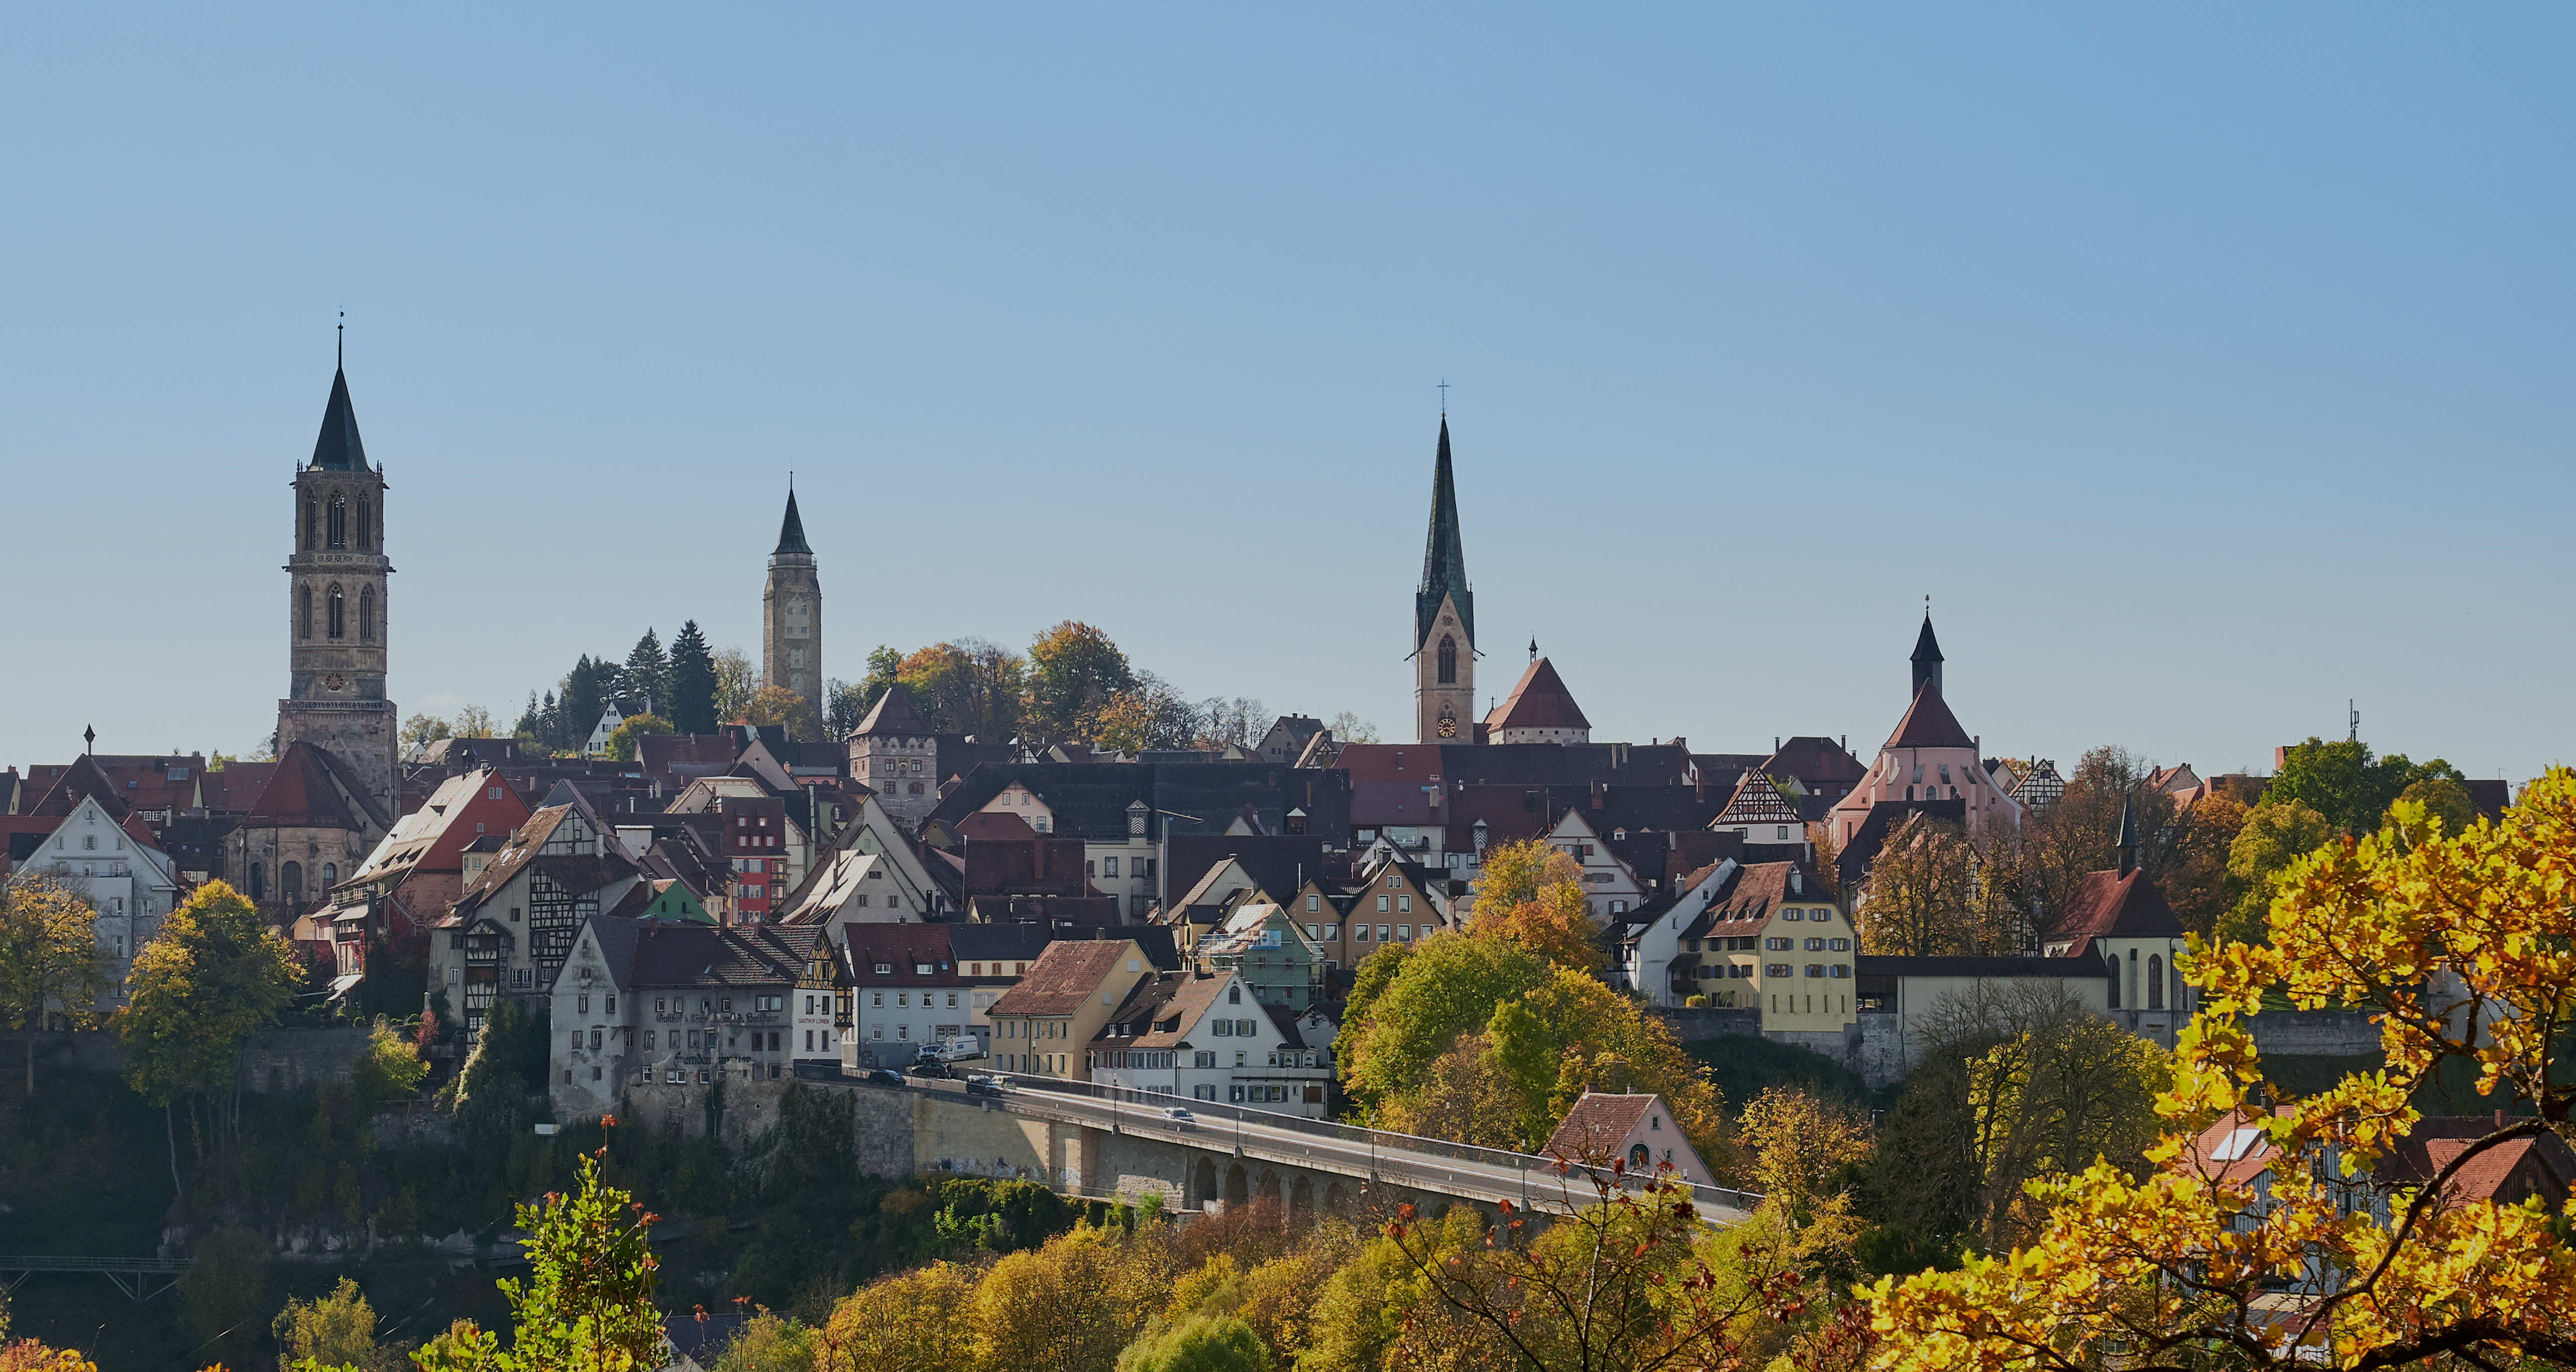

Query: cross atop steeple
[{"left": 1416, "top": 415, "right": 1473, "bottom": 649}]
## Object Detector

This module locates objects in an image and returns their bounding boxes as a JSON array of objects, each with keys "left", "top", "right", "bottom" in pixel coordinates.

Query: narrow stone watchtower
[{"left": 763, "top": 487, "right": 822, "bottom": 710}]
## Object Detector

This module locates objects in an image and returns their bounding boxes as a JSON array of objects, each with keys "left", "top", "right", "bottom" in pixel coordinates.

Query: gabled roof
[
  {"left": 1884, "top": 682, "right": 1975, "bottom": 751},
  {"left": 1682, "top": 859, "right": 1827, "bottom": 938},
  {"left": 1416, "top": 415, "right": 1473, "bottom": 648},
  {"left": 1712, "top": 771, "right": 1802, "bottom": 827},
  {"left": 988, "top": 941, "right": 1139, "bottom": 1017},
  {"left": 2046, "top": 866, "right": 2185, "bottom": 956},
  {"left": 851, "top": 684, "right": 933, "bottom": 739},
  {"left": 1485, "top": 657, "right": 1591, "bottom": 732},
  {"left": 309, "top": 366, "right": 370, "bottom": 471},
  {"left": 24, "top": 754, "right": 130, "bottom": 820},
  {"left": 1092, "top": 970, "right": 1240, "bottom": 1050},
  {"left": 1836, "top": 799, "right": 1967, "bottom": 889},
  {"left": 243, "top": 742, "right": 365, "bottom": 831},
  {"left": 773, "top": 489, "right": 811, "bottom": 556},
  {"left": 626, "top": 920, "right": 817, "bottom": 990},
  {"left": 1544, "top": 1092, "right": 1658, "bottom": 1162}
]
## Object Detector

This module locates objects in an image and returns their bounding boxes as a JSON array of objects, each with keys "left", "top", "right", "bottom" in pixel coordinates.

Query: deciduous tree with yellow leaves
[{"left": 1865, "top": 769, "right": 2576, "bottom": 1370}]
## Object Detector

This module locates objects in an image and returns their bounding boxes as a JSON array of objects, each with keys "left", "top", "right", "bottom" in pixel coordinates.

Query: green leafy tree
[
  {"left": 1090, "top": 671, "right": 1202, "bottom": 755},
  {"left": 2266, "top": 734, "right": 2462, "bottom": 836},
  {"left": 667, "top": 621, "right": 719, "bottom": 734},
  {"left": 710, "top": 646, "right": 758, "bottom": 724},
  {"left": 1336, "top": 934, "right": 1547, "bottom": 1113},
  {"left": 622, "top": 629, "right": 669, "bottom": 715},
  {"left": 119, "top": 880, "right": 300, "bottom": 1196},
  {"left": 177, "top": 1227, "right": 270, "bottom": 1368},
  {"left": 2216, "top": 798, "right": 2337, "bottom": 946},
  {"left": 603, "top": 713, "right": 674, "bottom": 761},
  {"left": 1114, "top": 1314, "right": 1267, "bottom": 1372},
  {"left": 0, "top": 877, "right": 112, "bottom": 1091},
  {"left": 2390, "top": 774, "right": 2477, "bottom": 835},
  {"left": 817, "top": 1260, "right": 975, "bottom": 1372},
  {"left": 745, "top": 686, "right": 827, "bottom": 743},
  {"left": 348, "top": 1015, "right": 429, "bottom": 1104},
  {"left": 896, "top": 640, "right": 1025, "bottom": 740},
  {"left": 454, "top": 704, "right": 496, "bottom": 738},
  {"left": 401, "top": 713, "right": 453, "bottom": 748},
  {"left": 416, "top": 1144, "right": 662, "bottom": 1372},
  {"left": 1024, "top": 621, "right": 1136, "bottom": 745}
]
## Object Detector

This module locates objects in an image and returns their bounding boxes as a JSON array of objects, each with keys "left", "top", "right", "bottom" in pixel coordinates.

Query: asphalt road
[{"left": 888, "top": 1072, "right": 1753, "bottom": 1227}]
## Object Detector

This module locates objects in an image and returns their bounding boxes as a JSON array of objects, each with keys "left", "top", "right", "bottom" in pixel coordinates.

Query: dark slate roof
[
  {"left": 1163, "top": 836, "right": 1332, "bottom": 910},
  {"left": 1910, "top": 613, "right": 1944, "bottom": 668},
  {"left": 851, "top": 684, "right": 933, "bottom": 739},
  {"left": 929, "top": 761, "right": 1347, "bottom": 847},
  {"left": 945, "top": 923, "right": 1056, "bottom": 968},
  {"left": 24, "top": 754, "right": 130, "bottom": 820},
  {"left": 626, "top": 920, "right": 817, "bottom": 989},
  {"left": 1433, "top": 742, "right": 1692, "bottom": 789},
  {"left": 1835, "top": 799, "right": 1967, "bottom": 889},
  {"left": 1855, "top": 954, "right": 2107, "bottom": 980},
  {"left": 2046, "top": 867, "right": 2186, "bottom": 957},
  {"left": 309, "top": 367, "right": 369, "bottom": 471},
  {"left": 773, "top": 489, "right": 812, "bottom": 555},
  {"left": 1885, "top": 682, "right": 1976, "bottom": 751},
  {"left": 1763, "top": 736, "right": 1867, "bottom": 790},
  {"left": 1416, "top": 415, "right": 1473, "bottom": 648},
  {"left": 1485, "top": 657, "right": 1591, "bottom": 732}
]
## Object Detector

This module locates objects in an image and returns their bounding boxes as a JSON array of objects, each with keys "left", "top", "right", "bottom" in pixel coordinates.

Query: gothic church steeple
[
  {"left": 1414, "top": 416, "right": 1476, "bottom": 744},
  {"left": 276, "top": 351, "right": 398, "bottom": 828}
]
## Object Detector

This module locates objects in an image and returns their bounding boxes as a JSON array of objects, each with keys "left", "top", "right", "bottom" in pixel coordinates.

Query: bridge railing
[{"left": 984, "top": 1071, "right": 1764, "bottom": 1216}]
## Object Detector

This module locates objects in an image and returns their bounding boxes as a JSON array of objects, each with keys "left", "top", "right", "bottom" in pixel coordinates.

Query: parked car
[
  {"left": 907, "top": 1061, "right": 955, "bottom": 1080},
  {"left": 1159, "top": 1106, "right": 1196, "bottom": 1130},
  {"left": 864, "top": 1068, "right": 907, "bottom": 1087}
]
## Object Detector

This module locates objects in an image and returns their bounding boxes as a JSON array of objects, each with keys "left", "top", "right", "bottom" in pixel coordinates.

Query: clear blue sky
[{"left": 5, "top": 6, "right": 2569, "bottom": 784}]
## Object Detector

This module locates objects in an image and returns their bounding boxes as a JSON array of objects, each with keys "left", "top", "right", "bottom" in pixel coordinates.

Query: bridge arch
[
  {"left": 1191, "top": 1158, "right": 1218, "bottom": 1209},
  {"left": 1225, "top": 1163, "right": 1250, "bottom": 1208}
]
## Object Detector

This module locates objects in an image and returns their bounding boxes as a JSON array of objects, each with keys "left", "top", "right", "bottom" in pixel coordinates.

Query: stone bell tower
[{"left": 275, "top": 341, "right": 398, "bottom": 824}]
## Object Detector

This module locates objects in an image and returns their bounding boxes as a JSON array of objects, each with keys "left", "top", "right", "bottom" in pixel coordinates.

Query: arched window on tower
[
  {"left": 357, "top": 498, "right": 372, "bottom": 549},
  {"left": 327, "top": 584, "right": 345, "bottom": 640},
  {"left": 327, "top": 493, "right": 348, "bottom": 549},
  {"left": 1436, "top": 634, "right": 1457, "bottom": 685},
  {"left": 302, "top": 499, "right": 317, "bottom": 550},
  {"left": 359, "top": 586, "right": 376, "bottom": 642},
  {"left": 297, "top": 585, "right": 313, "bottom": 640}
]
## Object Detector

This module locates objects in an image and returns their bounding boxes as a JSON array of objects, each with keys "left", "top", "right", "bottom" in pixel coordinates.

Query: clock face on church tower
[{"left": 1437, "top": 712, "right": 1456, "bottom": 738}]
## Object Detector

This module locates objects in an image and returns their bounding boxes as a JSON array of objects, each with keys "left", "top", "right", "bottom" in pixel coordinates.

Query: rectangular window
[
  {"left": 1305, "top": 894, "right": 1320, "bottom": 912},
  {"left": 1354, "top": 925, "right": 1370, "bottom": 942},
  {"left": 1767, "top": 937, "right": 1791, "bottom": 951},
  {"left": 1805, "top": 938, "right": 1824, "bottom": 952},
  {"left": 1829, "top": 965, "right": 1850, "bottom": 979},
  {"left": 1103, "top": 857, "right": 1119, "bottom": 877},
  {"left": 1766, "top": 963, "right": 1791, "bottom": 978},
  {"left": 1805, "top": 964, "right": 1824, "bottom": 978},
  {"left": 1396, "top": 925, "right": 1412, "bottom": 941},
  {"left": 1828, "top": 938, "right": 1850, "bottom": 952}
]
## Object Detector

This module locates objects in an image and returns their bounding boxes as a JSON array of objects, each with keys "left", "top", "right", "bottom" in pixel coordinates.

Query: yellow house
[
  {"left": 1671, "top": 859, "right": 1854, "bottom": 1031},
  {"left": 987, "top": 937, "right": 1150, "bottom": 1081}
]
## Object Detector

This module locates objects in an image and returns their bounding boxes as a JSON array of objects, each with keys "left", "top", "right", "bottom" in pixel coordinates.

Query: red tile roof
[
  {"left": 2047, "top": 867, "right": 2185, "bottom": 956},
  {"left": 1484, "top": 657, "right": 1591, "bottom": 733},
  {"left": 1884, "top": 682, "right": 1975, "bottom": 751},
  {"left": 1544, "top": 1092, "right": 1655, "bottom": 1163},
  {"left": 243, "top": 743, "right": 364, "bottom": 831},
  {"left": 988, "top": 941, "right": 1138, "bottom": 1017}
]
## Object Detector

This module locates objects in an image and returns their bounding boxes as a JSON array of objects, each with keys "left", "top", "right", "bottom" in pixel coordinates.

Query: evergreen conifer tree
[
  {"left": 668, "top": 621, "right": 718, "bottom": 734},
  {"left": 623, "top": 628, "right": 669, "bottom": 715}
]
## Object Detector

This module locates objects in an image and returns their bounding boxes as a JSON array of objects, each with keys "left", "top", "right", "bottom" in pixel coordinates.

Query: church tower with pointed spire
[
  {"left": 762, "top": 486, "right": 822, "bottom": 712},
  {"left": 1414, "top": 416, "right": 1476, "bottom": 744},
  {"left": 274, "top": 345, "right": 398, "bottom": 827}
]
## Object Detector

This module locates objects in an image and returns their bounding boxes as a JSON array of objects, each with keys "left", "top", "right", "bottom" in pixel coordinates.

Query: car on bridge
[
  {"left": 863, "top": 1068, "right": 907, "bottom": 1087},
  {"left": 1158, "top": 1106, "right": 1196, "bottom": 1130},
  {"left": 965, "top": 1075, "right": 1008, "bottom": 1098}
]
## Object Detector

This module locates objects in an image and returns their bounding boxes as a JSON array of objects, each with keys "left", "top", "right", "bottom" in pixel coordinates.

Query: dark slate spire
[
  {"left": 1909, "top": 611, "right": 1945, "bottom": 697},
  {"left": 308, "top": 366, "right": 369, "bottom": 471},
  {"left": 2116, "top": 793, "right": 2139, "bottom": 877},
  {"left": 1416, "top": 415, "right": 1473, "bottom": 649},
  {"left": 774, "top": 488, "right": 812, "bottom": 556}
]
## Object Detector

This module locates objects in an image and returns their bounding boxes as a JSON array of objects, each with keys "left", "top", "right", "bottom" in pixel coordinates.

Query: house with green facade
[{"left": 1192, "top": 900, "right": 1329, "bottom": 1008}]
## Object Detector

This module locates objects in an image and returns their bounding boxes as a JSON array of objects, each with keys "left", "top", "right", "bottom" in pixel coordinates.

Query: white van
[{"left": 927, "top": 1036, "right": 987, "bottom": 1064}]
